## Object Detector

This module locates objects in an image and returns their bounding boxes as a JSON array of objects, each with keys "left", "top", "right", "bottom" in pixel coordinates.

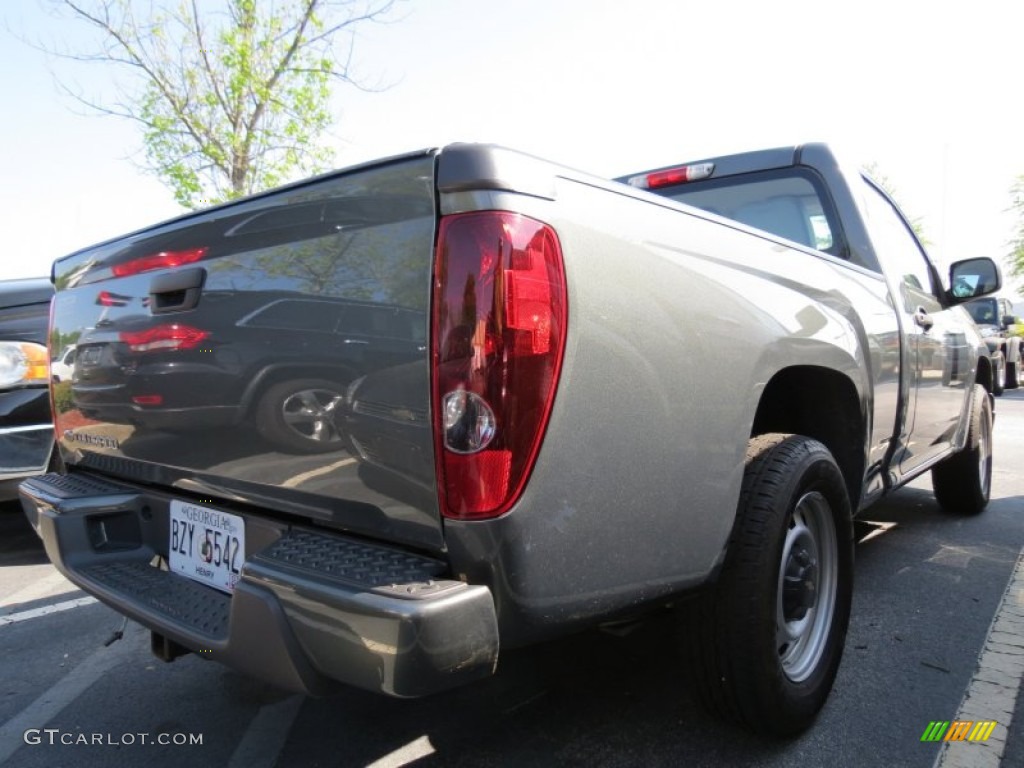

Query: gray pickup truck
[{"left": 20, "top": 142, "right": 1001, "bottom": 737}]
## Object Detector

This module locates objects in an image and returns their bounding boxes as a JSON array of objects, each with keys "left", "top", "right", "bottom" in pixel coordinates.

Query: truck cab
[{"left": 622, "top": 143, "right": 1000, "bottom": 501}]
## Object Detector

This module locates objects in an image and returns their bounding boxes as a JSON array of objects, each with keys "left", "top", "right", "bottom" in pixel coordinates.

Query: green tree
[
  {"left": 862, "top": 162, "right": 930, "bottom": 246},
  {"left": 40, "top": 0, "right": 398, "bottom": 208},
  {"left": 1008, "top": 175, "right": 1024, "bottom": 295}
]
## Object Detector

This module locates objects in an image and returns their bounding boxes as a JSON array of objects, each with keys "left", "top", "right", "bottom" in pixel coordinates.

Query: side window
[
  {"left": 858, "top": 179, "right": 938, "bottom": 313},
  {"left": 659, "top": 169, "right": 845, "bottom": 260}
]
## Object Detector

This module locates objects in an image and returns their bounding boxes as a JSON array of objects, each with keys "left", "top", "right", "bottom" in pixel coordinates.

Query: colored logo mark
[{"left": 921, "top": 720, "right": 998, "bottom": 742}]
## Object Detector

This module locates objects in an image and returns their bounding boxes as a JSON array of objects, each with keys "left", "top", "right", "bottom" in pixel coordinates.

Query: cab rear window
[{"left": 650, "top": 168, "right": 849, "bottom": 262}]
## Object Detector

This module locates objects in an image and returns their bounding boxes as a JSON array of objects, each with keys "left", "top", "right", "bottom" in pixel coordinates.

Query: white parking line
[
  {"left": 0, "top": 596, "right": 98, "bottom": 627},
  {"left": 0, "top": 570, "right": 79, "bottom": 611},
  {"left": 934, "top": 547, "right": 1024, "bottom": 768},
  {"left": 281, "top": 457, "right": 356, "bottom": 488},
  {"left": 227, "top": 694, "right": 304, "bottom": 768},
  {"left": 0, "top": 622, "right": 142, "bottom": 764},
  {"left": 367, "top": 735, "right": 437, "bottom": 767}
]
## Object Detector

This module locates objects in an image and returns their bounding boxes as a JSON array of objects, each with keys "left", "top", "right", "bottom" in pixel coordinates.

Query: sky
[{"left": 2, "top": 0, "right": 1023, "bottom": 297}]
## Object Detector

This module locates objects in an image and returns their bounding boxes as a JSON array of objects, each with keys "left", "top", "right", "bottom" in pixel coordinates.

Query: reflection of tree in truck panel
[{"left": 209, "top": 216, "right": 433, "bottom": 308}]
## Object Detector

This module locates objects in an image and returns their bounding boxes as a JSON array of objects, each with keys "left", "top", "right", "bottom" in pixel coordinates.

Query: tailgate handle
[{"left": 149, "top": 267, "right": 206, "bottom": 314}]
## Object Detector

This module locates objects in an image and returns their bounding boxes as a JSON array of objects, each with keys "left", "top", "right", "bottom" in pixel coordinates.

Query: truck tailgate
[{"left": 49, "top": 152, "right": 445, "bottom": 552}]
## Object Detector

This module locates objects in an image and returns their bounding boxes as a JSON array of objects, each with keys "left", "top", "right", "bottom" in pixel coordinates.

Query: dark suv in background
[
  {"left": 0, "top": 278, "right": 54, "bottom": 499},
  {"left": 70, "top": 290, "right": 426, "bottom": 454},
  {"left": 965, "top": 296, "right": 1021, "bottom": 394}
]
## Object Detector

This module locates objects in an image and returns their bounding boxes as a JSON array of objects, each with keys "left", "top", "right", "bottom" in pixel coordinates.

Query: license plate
[{"left": 169, "top": 500, "right": 245, "bottom": 594}]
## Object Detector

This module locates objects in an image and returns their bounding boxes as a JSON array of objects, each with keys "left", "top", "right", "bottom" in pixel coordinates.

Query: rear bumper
[{"left": 18, "top": 472, "right": 498, "bottom": 697}]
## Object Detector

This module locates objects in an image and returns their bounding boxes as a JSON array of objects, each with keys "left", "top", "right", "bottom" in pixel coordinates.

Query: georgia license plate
[{"left": 169, "top": 500, "right": 245, "bottom": 594}]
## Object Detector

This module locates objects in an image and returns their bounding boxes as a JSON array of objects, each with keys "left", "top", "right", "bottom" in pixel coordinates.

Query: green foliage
[
  {"left": 47, "top": 0, "right": 397, "bottom": 208},
  {"left": 862, "top": 162, "right": 930, "bottom": 246},
  {"left": 52, "top": 380, "right": 74, "bottom": 413},
  {"left": 1008, "top": 175, "right": 1024, "bottom": 296},
  {"left": 49, "top": 328, "right": 81, "bottom": 351}
]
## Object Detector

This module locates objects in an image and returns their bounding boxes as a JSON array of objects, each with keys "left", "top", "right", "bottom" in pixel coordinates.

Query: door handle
[
  {"left": 149, "top": 267, "right": 206, "bottom": 314},
  {"left": 914, "top": 307, "right": 934, "bottom": 331}
]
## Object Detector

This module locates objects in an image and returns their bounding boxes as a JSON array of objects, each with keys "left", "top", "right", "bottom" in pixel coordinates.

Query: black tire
[
  {"left": 255, "top": 378, "right": 346, "bottom": 454},
  {"left": 678, "top": 434, "right": 854, "bottom": 737},
  {"left": 1006, "top": 359, "right": 1020, "bottom": 389},
  {"left": 993, "top": 354, "right": 1005, "bottom": 397},
  {"left": 931, "top": 384, "right": 993, "bottom": 515}
]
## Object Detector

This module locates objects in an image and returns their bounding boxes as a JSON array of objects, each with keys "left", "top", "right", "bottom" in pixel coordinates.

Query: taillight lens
[
  {"left": 432, "top": 212, "right": 567, "bottom": 520},
  {"left": 111, "top": 247, "right": 207, "bottom": 277},
  {"left": 119, "top": 324, "right": 209, "bottom": 353}
]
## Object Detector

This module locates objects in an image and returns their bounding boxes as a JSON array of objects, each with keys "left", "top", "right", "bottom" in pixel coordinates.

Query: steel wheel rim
[
  {"left": 776, "top": 491, "right": 838, "bottom": 683},
  {"left": 978, "top": 399, "right": 993, "bottom": 496},
  {"left": 281, "top": 388, "right": 343, "bottom": 444}
]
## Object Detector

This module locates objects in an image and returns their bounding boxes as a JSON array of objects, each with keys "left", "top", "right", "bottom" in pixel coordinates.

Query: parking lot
[{"left": 2, "top": 392, "right": 1023, "bottom": 767}]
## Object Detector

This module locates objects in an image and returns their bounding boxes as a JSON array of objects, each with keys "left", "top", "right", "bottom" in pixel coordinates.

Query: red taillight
[
  {"left": 119, "top": 324, "right": 209, "bottom": 353},
  {"left": 626, "top": 162, "right": 715, "bottom": 189},
  {"left": 111, "top": 247, "right": 207, "bottom": 277},
  {"left": 432, "top": 212, "right": 567, "bottom": 520},
  {"left": 97, "top": 290, "right": 132, "bottom": 307},
  {"left": 131, "top": 394, "right": 164, "bottom": 406}
]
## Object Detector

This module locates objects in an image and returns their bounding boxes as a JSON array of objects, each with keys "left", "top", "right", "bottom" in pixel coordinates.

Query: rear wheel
[
  {"left": 993, "top": 353, "right": 1005, "bottom": 397},
  {"left": 1006, "top": 359, "right": 1020, "bottom": 389},
  {"left": 678, "top": 434, "right": 853, "bottom": 737},
  {"left": 255, "top": 378, "right": 347, "bottom": 454},
  {"left": 931, "top": 384, "right": 993, "bottom": 515}
]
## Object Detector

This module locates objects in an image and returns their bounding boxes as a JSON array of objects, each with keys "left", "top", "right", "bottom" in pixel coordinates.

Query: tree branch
[{"left": 33, "top": 0, "right": 402, "bottom": 203}]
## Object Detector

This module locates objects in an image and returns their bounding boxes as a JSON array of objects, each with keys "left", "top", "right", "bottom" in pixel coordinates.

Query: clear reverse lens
[{"left": 443, "top": 389, "right": 496, "bottom": 454}]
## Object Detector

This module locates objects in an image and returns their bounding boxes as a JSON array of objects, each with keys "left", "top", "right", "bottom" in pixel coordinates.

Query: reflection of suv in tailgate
[
  {"left": 0, "top": 278, "right": 54, "bottom": 499},
  {"left": 72, "top": 290, "right": 425, "bottom": 453}
]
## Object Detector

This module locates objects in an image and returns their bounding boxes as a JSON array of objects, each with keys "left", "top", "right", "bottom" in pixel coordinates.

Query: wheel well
[
  {"left": 975, "top": 354, "right": 994, "bottom": 394},
  {"left": 750, "top": 367, "right": 864, "bottom": 510}
]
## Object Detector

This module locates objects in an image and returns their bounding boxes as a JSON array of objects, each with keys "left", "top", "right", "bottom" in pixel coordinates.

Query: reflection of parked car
[
  {"left": 72, "top": 291, "right": 425, "bottom": 453},
  {"left": 50, "top": 344, "right": 76, "bottom": 382},
  {"left": 342, "top": 360, "right": 432, "bottom": 491},
  {"left": 0, "top": 278, "right": 54, "bottom": 499},
  {"left": 965, "top": 296, "right": 1020, "bottom": 394}
]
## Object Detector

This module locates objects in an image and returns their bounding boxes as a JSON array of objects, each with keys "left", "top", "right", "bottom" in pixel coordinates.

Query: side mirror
[
  {"left": 1004, "top": 315, "right": 1020, "bottom": 327},
  {"left": 947, "top": 257, "right": 1001, "bottom": 303}
]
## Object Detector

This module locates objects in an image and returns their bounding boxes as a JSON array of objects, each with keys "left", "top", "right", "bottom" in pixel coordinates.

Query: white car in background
[{"left": 50, "top": 344, "right": 76, "bottom": 383}]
